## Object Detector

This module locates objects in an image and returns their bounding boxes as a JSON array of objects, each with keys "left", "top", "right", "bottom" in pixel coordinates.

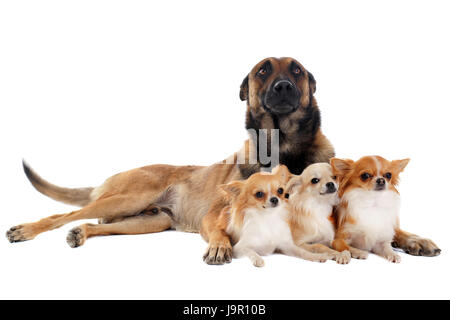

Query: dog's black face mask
[
  {"left": 240, "top": 58, "right": 315, "bottom": 116},
  {"left": 263, "top": 76, "right": 300, "bottom": 114}
]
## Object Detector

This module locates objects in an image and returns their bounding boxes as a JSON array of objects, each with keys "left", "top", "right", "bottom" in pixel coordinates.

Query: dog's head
[
  {"left": 286, "top": 163, "right": 339, "bottom": 207},
  {"left": 330, "top": 156, "right": 409, "bottom": 195},
  {"left": 240, "top": 57, "right": 316, "bottom": 115},
  {"left": 220, "top": 165, "right": 291, "bottom": 212}
]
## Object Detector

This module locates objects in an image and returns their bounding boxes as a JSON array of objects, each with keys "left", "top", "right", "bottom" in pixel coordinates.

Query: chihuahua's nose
[
  {"left": 270, "top": 197, "right": 279, "bottom": 207},
  {"left": 326, "top": 182, "right": 336, "bottom": 193},
  {"left": 376, "top": 178, "right": 385, "bottom": 186}
]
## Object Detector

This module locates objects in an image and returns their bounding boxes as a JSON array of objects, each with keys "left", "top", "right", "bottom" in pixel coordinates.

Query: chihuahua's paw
[
  {"left": 203, "top": 243, "right": 232, "bottom": 265},
  {"left": 335, "top": 250, "right": 351, "bottom": 264},
  {"left": 251, "top": 256, "right": 265, "bottom": 267},
  {"left": 6, "top": 224, "right": 37, "bottom": 243},
  {"left": 312, "top": 255, "right": 328, "bottom": 263},
  {"left": 350, "top": 249, "right": 368, "bottom": 260},
  {"left": 386, "top": 253, "right": 401, "bottom": 263},
  {"left": 392, "top": 235, "right": 441, "bottom": 257},
  {"left": 66, "top": 226, "right": 87, "bottom": 248}
]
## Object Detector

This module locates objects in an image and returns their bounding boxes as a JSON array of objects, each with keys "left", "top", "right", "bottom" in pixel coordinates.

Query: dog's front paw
[
  {"left": 251, "top": 256, "right": 265, "bottom": 267},
  {"left": 6, "top": 224, "right": 37, "bottom": 243},
  {"left": 335, "top": 250, "right": 351, "bottom": 264},
  {"left": 386, "top": 252, "right": 401, "bottom": 263},
  {"left": 203, "top": 243, "right": 232, "bottom": 265},
  {"left": 350, "top": 248, "right": 368, "bottom": 260},
  {"left": 66, "top": 226, "right": 87, "bottom": 248},
  {"left": 392, "top": 235, "right": 441, "bottom": 257}
]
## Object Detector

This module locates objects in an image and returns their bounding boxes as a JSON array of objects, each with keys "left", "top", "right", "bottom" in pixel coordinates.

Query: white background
[{"left": 1, "top": 0, "right": 449, "bottom": 299}]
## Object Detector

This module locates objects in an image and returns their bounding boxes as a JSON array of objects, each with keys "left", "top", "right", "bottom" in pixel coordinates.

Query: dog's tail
[{"left": 22, "top": 160, "right": 94, "bottom": 207}]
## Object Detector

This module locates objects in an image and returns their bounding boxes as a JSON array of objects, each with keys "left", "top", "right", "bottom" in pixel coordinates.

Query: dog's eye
[
  {"left": 360, "top": 173, "right": 371, "bottom": 181},
  {"left": 277, "top": 188, "right": 284, "bottom": 195},
  {"left": 150, "top": 208, "right": 159, "bottom": 214},
  {"left": 384, "top": 172, "right": 392, "bottom": 180},
  {"left": 255, "top": 191, "right": 264, "bottom": 198},
  {"left": 258, "top": 68, "right": 267, "bottom": 76},
  {"left": 285, "top": 193, "right": 290, "bottom": 199},
  {"left": 332, "top": 176, "right": 337, "bottom": 180},
  {"left": 293, "top": 67, "right": 301, "bottom": 75},
  {"left": 311, "top": 178, "right": 320, "bottom": 184}
]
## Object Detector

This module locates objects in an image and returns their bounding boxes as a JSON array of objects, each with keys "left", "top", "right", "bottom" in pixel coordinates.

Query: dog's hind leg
[
  {"left": 66, "top": 212, "right": 172, "bottom": 248},
  {"left": 6, "top": 194, "right": 154, "bottom": 243}
]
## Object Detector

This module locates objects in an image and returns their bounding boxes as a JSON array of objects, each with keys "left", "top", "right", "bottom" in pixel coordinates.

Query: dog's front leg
[
  {"left": 200, "top": 200, "right": 233, "bottom": 265},
  {"left": 392, "top": 229, "right": 441, "bottom": 257},
  {"left": 372, "top": 241, "right": 401, "bottom": 263},
  {"left": 298, "top": 243, "right": 351, "bottom": 264},
  {"left": 281, "top": 243, "right": 329, "bottom": 263},
  {"left": 232, "top": 243, "right": 265, "bottom": 267}
]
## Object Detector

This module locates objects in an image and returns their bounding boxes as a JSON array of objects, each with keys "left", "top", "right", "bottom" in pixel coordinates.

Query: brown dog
[{"left": 7, "top": 57, "right": 440, "bottom": 264}]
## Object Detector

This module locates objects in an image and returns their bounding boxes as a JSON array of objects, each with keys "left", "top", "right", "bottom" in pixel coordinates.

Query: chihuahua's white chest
[
  {"left": 343, "top": 189, "right": 400, "bottom": 250},
  {"left": 295, "top": 198, "right": 335, "bottom": 246},
  {"left": 233, "top": 204, "right": 293, "bottom": 256}
]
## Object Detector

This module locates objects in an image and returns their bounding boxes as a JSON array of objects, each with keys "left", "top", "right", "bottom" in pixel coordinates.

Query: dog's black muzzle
[{"left": 263, "top": 78, "right": 300, "bottom": 114}]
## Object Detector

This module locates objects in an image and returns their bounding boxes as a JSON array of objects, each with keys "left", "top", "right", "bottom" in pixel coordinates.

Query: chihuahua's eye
[
  {"left": 311, "top": 178, "right": 320, "bottom": 184},
  {"left": 255, "top": 191, "right": 264, "bottom": 198},
  {"left": 360, "top": 173, "right": 371, "bottom": 181},
  {"left": 277, "top": 188, "right": 284, "bottom": 195},
  {"left": 285, "top": 193, "right": 290, "bottom": 199},
  {"left": 150, "top": 208, "right": 159, "bottom": 214},
  {"left": 332, "top": 176, "right": 337, "bottom": 180},
  {"left": 384, "top": 172, "right": 392, "bottom": 180}
]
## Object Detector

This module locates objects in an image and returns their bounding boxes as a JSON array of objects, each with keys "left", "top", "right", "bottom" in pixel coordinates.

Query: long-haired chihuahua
[
  {"left": 286, "top": 163, "right": 351, "bottom": 264},
  {"left": 330, "top": 156, "right": 409, "bottom": 263}
]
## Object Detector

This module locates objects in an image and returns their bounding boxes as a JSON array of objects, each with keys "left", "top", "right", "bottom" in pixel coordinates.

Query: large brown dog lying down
[{"left": 7, "top": 57, "right": 441, "bottom": 264}]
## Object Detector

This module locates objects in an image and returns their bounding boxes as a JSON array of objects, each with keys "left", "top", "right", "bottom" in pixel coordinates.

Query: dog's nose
[
  {"left": 376, "top": 178, "right": 385, "bottom": 186},
  {"left": 273, "top": 80, "right": 294, "bottom": 95},
  {"left": 326, "top": 182, "right": 336, "bottom": 193},
  {"left": 270, "top": 197, "right": 279, "bottom": 206}
]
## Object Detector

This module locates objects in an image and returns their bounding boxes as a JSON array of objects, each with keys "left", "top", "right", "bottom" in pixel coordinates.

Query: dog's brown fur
[{"left": 7, "top": 57, "right": 440, "bottom": 263}]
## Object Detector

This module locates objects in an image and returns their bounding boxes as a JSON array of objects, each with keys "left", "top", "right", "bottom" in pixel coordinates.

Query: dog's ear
[
  {"left": 271, "top": 164, "right": 292, "bottom": 184},
  {"left": 389, "top": 158, "right": 410, "bottom": 186},
  {"left": 330, "top": 158, "right": 354, "bottom": 176},
  {"left": 219, "top": 181, "right": 244, "bottom": 200},
  {"left": 390, "top": 158, "right": 410, "bottom": 173},
  {"left": 239, "top": 74, "right": 249, "bottom": 101},
  {"left": 286, "top": 175, "right": 303, "bottom": 194},
  {"left": 307, "top": 71, "right": 316, "bottom": 95}
]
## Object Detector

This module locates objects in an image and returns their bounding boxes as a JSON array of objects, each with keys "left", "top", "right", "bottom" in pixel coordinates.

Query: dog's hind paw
[
  {"left": 66, "top": 226, "right": 87, "bottom": 248},
  {"left": 6, "top": 224, "right": 36, "bottom": 243}
]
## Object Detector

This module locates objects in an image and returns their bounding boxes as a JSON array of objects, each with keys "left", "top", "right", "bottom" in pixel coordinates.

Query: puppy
[
  {"left": 330, "top": 156, "right": 409, "bottom": 263},
  {"left": 218, "top": 165, "right": 332, "bottom": 267},
  {"left": 286, "top": 163, "right": 351, "bottom": 264}
]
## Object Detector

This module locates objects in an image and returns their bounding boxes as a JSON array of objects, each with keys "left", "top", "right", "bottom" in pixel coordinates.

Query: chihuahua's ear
[
  {"left": 390, "top": 158, "right": 410, "bottom": 173},
  {"left": 219, "top": 181, "right": 244, "bottom": 200},
  {"left": 330, "top": 158, "right": 354, "bottom": 176},
  {"left": 271, "top": 164, "right": 292, "bottom": 184},
  {"left": 286, "top": 176, "right": 303, "bottom": 194},
  {"left": 239, "top": 74, "right": 249, "bottom": 101}
]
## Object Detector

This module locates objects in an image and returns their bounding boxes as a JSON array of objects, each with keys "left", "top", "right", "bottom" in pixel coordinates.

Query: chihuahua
[
  {"left": 286, "top": 163, "right": 351, "bottom": 264},
  {"left": 330, "top": 156, "right": 409, "bottom": 263},
  {"left": 219, "top": 165, "right": 332, "bottom": 267}
]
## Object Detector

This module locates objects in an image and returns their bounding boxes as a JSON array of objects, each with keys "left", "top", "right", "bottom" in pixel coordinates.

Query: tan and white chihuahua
[
  {"left": 286, "top": 163, "right": 351, "bottom": 264},
  {"left": 218, "top": 165, "right": 332, "bottom": 267},
  {"left": 330, "top": 156, "right": 409, "bottom": 263}
]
